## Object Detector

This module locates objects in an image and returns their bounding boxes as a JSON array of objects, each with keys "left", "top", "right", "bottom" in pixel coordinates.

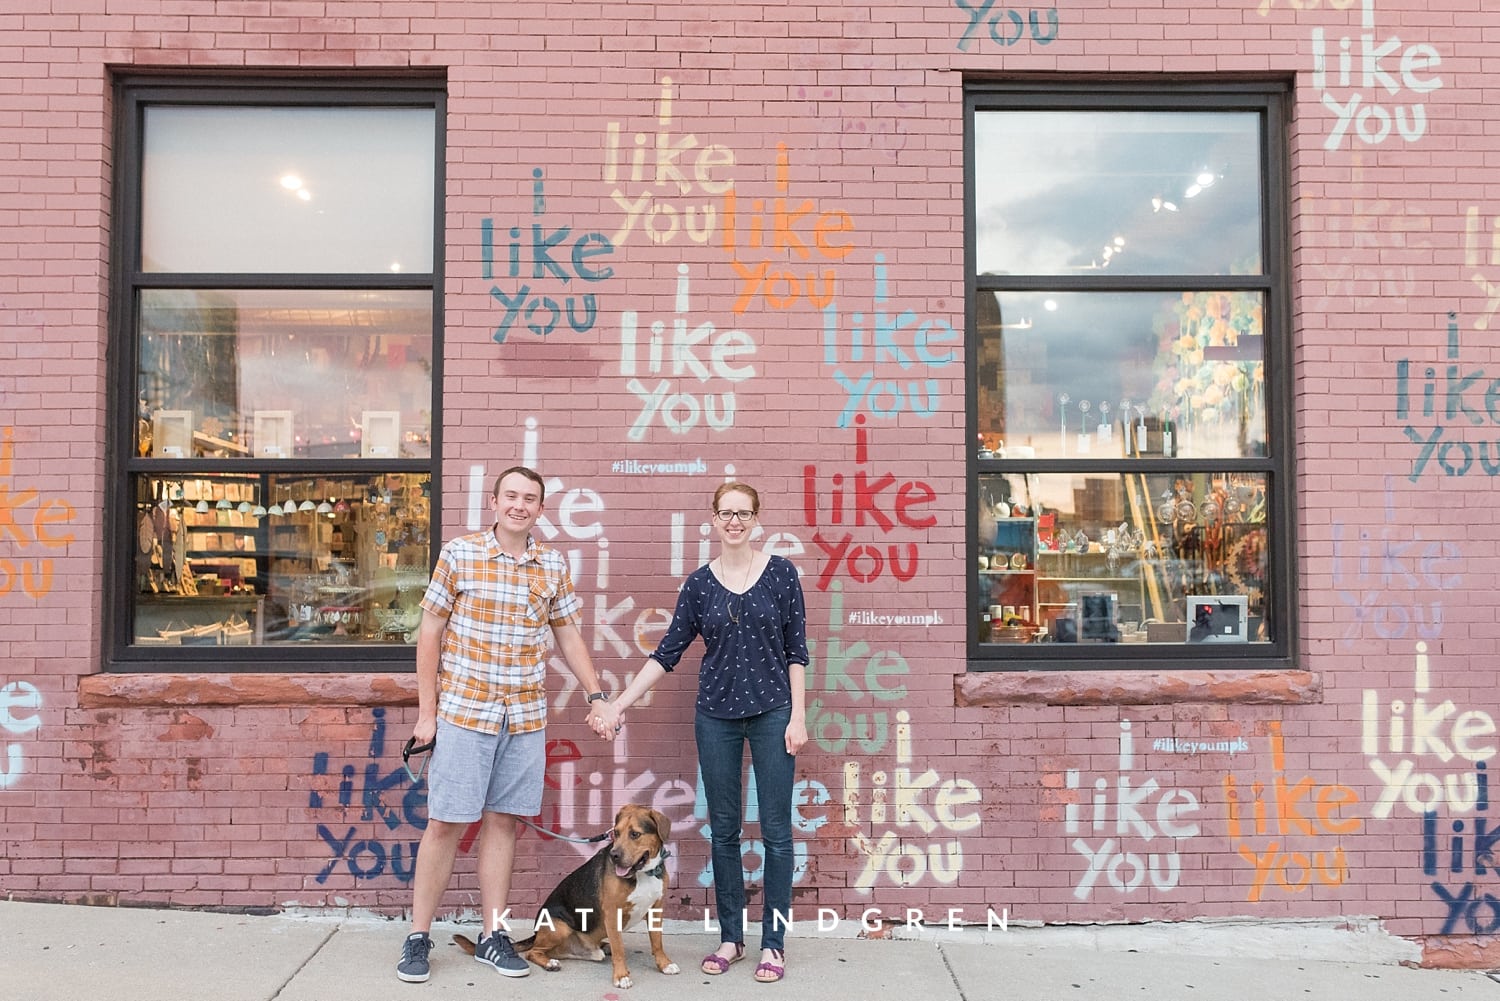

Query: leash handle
[
  {"left": 401, "top": 735, "right": 436, "bottom": 784},
  {"left": 402, "top": 735, "right": 436, "bottom": 762}
]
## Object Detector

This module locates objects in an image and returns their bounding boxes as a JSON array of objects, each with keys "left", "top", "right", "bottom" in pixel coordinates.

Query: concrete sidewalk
[{"left": 5, "top": 899, "right": 1500, "bottom": 1001}]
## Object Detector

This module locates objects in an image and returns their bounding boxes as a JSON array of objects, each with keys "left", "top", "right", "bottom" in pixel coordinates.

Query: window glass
[
  {"left": 974, "top": 111, "right": 1263, "bottom": 277},
  {"left": 975, "top": 472, "right": 1271, "bottom": 646},
  {"left": 976, "top": 290, "right": 1266, "bottom": 461},
  {"left": 137, "top": 288, "right": 434, "bottom": 460},
  {"left": 132, "top": 472, "right": 431, "bottom": 646},
  {"left": 141, "top": 106, "right": 435, "bottom": 274}
]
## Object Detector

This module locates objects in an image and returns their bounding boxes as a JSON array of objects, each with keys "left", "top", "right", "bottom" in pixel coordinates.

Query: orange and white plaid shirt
[{"left": 419, "top": 528, "right": 582, "bottom": 735}]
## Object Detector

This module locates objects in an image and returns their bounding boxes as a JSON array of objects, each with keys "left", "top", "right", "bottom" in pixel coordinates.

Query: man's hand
[{"left": 588, "top": 700, "right": 623, "bottom": 741}]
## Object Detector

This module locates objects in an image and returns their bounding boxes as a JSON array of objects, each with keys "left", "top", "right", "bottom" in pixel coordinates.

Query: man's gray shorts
[{"left": 426, "top": 715, "right": 545, "bottom": 823}]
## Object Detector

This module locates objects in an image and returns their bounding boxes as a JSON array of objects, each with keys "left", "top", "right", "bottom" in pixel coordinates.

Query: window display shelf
[
  {"left": 1035, "top": 550, "right": 1147, "bottom": 642},
  {"left": 978, "top": 516, "right": 1040, "bottom": 641},
  {"left": 135, "top": 594, "right": 263, "bottom": 646}
]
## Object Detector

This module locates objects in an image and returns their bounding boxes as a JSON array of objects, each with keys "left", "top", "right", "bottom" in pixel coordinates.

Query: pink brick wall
[{"left": 3, "top": 0, "right": 1500, "bottom": 967}]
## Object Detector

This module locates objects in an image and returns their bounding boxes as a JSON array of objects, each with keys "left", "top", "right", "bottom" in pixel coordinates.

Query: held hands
[{"left": 586, "top": 699, "right": 624, "bottom": 742}]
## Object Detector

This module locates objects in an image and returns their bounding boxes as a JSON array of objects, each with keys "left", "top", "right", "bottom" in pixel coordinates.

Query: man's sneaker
[
  {"left": 474, "top": 929, "right": 530, "bottom": 977},
  {"left": 397, "top": 931, "right": 433, "bottom": 982}
]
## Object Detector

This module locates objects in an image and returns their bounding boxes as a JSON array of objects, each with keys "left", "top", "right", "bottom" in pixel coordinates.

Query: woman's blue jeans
[{"left": 695, "top": 705, "right": 796, "bottom": 952}]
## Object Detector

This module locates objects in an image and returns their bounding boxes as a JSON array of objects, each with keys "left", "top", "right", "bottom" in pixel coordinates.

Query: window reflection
[
  {"left": 976, "top": 290, "right": 1266, "bottom": 460},
  {"left": 141, "top": 105, "right": 436, "bottom": 274},
  {"left": 137, "top": 289, "right": 433, "bottom": 460},
  {"left": 974, "top": 111, "right": 1263, "bottom": 277}
]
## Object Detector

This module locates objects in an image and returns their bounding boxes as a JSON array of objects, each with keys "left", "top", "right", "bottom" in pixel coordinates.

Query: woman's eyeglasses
[{"left": 714, "top": 509, "right": 756, "bottom": 523}]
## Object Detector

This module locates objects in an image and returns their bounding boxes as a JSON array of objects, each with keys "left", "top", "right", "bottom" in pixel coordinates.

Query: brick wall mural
[{"left": 3, "top": 0, "right": 1500, "bottom": 969}]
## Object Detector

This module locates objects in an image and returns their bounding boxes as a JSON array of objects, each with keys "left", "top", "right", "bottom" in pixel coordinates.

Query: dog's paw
[
  {"left": 544, "top": 959, "right": 561, "bottom": 972},
  {"left": 661, "top": 961, "right": 681, "bottom": 975},
  {"left": 614, "top": 974, "right": 635, "bottom": 989}
]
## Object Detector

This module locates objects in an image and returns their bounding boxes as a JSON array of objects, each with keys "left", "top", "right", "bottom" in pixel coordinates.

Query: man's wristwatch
[{"left": 587, "top": 692, "right": 609, "bottom": 705}]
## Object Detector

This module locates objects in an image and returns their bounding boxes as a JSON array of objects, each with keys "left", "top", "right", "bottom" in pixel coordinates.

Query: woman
[{"left": 591, "top": 482, "right": 808, "bottom": 984}]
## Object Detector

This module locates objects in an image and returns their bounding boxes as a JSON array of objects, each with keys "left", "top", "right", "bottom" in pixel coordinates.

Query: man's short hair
[{"left": 493, "top": 466, "right": 545, "bottom": 503}]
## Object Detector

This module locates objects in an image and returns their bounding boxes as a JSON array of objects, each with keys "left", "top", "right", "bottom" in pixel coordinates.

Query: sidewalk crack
[
  {"left": 937, "top": 942, "right": 969, "bottom": 1001},
  {"left": 269, "top": 923, "right": 340, "bottom": 999}
]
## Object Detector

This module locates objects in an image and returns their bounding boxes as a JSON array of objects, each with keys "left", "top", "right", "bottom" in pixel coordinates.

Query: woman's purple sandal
[
  {"left": 753, "top": 948, "right": 785, "bottom": 983},
  {"left": 701, "top": 942, "right": 745, "bottom": 975}
]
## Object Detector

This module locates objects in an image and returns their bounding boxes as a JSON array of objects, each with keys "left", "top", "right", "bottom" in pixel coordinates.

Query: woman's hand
[{"left": 784, "top": 713, "right": 807, "bottom": 755}]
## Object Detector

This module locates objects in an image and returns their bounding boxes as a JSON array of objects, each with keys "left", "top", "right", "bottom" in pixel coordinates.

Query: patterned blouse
[{"left": 649, "top": 555, "right": 809, "bottom": 719}]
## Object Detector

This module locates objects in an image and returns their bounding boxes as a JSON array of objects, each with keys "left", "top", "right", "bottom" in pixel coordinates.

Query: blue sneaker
[
  {"left": 474, "top": 929, "right": 530, "bottom": 977},
  {"left": 397, "top": 931, "right": 433, "bottom": 982}
]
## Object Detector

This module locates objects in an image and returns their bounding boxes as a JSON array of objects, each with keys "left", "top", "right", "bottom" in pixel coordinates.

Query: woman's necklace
[{"left": 723, "top": 555, "right": 755, "bottom": 625}]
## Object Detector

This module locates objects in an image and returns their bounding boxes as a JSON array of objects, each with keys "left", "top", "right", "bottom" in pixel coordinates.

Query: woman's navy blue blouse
[{"left": 648, "top": 555, "right": 809, "bottom": 719}]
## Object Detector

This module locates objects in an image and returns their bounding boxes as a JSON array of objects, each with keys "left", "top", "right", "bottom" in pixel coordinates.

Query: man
[{"left": 397, "top": 466, "right": 615, "bottom": 983}]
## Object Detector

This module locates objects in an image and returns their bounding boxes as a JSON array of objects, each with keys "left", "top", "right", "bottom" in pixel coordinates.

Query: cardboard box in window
[{"left": 1146, "top": 621, "right": 1183, "bottom": 643}]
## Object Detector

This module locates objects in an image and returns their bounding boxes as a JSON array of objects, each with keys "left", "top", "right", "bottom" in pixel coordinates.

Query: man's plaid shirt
[{"left": 419, "top": 529, "right": 582, "bottom": 735}]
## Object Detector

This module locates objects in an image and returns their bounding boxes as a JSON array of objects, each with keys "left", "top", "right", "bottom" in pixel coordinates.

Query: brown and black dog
[{"left": 455, "top": 804, "right": 679, "bottom": 989}]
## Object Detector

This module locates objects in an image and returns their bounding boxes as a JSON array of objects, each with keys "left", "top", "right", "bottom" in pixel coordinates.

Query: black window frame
[
  {"left": 964, "top": 78, "right": 1297, "bottom": 672},
  {"left": 104, "top": 74, "right": 447, "bottom": 673}
]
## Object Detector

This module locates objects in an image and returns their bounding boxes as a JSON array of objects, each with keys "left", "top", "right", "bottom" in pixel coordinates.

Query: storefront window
[
  {"left": 110, "top": 79, "right": 444, "bottom": 670},
  {"left": 967, "top": 85, "right": 1293, "bottom": 668}
]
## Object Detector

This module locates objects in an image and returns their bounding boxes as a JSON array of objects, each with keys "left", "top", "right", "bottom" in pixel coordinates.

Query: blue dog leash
[{"left": 516, "top": 816, "right": 615, "bottom": 844}]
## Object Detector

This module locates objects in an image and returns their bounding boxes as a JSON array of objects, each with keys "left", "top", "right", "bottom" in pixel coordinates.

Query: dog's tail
[{"left": 452, "top": 932, "right": 537, "bottom": 954}]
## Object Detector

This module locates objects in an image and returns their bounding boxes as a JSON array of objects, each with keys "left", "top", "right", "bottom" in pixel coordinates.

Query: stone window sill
[
  {"left": 77, "top": 673, "right": 417, "bottom": 708},
  {"left": 954, "top": 669, "right": 1320, "bottom": 706}
]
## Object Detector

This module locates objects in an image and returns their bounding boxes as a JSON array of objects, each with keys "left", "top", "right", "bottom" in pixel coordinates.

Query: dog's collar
[{"left": 642, "top": 847, "right": 671, "bottom": 879}]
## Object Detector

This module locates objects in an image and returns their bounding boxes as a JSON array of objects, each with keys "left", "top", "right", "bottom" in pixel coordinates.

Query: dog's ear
[{"left": 650, "top": 808, "right": 672, "bottom": 847}]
